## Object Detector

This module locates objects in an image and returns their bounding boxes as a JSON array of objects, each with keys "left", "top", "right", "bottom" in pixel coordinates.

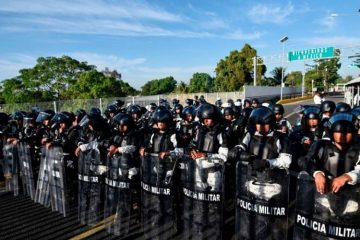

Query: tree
[
  {"left": 188, "top": 73, "right": 215, "bottom": 93},
  {"left": 214, "top": 44, "right": 266, "bottom": 91},
  {"left": 285, "top": 71, "right": 302, "bottom": 87},
  {"left": 141, "top": 76, "right": 177, "bottom": 95},
  {"left": 0, "top": 56, "right": 137, "bottom": 103},
  {"left": 175, "top": 81, "right": 188, "bottom": 93},
  {"left": 66, "top": 70, "right": 138, "bottom": 99},
  {"left": 270, "top": 67, "right": 287, "bottom": 86},
  {"left": 337, "top": 75, "right": 353, "bottom": 84}
]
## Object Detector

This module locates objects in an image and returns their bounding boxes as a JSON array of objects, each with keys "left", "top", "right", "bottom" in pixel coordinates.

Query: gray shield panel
[
  {"left": 17, "top": 142, "right": 35, "bottom": 200},
  {"left": 48, "top": 146, "right": 68, "bottom": 216},
  {"left": 294, "top": 172, "right": 360, "bottom": 240},
  {"left": 34, "top": 146, "right": 51, "bottom": 207},
  {"left": 181, "top": 156, "right": 225, "bottom": 240},
  {"left": 3, "top": 144, "right": 20, "bottom": 196},
  {"left": 235, "top": 161, "right": 290, "bottom": 240},
  {"left": 140, "top": 154, "right": 177, "bottom": 240}
]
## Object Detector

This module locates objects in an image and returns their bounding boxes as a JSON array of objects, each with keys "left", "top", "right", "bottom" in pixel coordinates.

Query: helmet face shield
[
  {"left": 36, "top": 112, "right": 51, "bottom": 123},
  {"left": 79, "top": 115, "right": 89, "bottom": 127},
  {"left": 249, "top": 106, "right": 275, "bottom": 128},
  {"left": 329, "top": 113, "right": 356, "bottom": 134}
]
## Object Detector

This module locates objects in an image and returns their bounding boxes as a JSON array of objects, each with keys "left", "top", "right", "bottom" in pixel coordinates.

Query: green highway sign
[{"left": 288, "top": 47, "right": 334, "bottom": 61}]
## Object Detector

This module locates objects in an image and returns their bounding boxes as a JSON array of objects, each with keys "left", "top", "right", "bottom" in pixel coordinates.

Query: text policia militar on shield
[
  {"left": 296, "top": 213, "right": 360, "bottom": 238},
  {"left": 237, "top": 198, "right": 286, "bottom": 216}
]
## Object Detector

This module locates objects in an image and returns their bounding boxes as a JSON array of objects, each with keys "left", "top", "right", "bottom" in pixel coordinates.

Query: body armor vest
[
  {"left": 248, "top": 132, "right": 281, "bottom": 160},
  {"left": 151, "top": 131, "right": 174, "bottom": 153},
  {"left": 194, "top": 125, "right": 221, "bottom": 154},
  {"left": 320, "top": 144, "right": 359, "bottom": 177}
]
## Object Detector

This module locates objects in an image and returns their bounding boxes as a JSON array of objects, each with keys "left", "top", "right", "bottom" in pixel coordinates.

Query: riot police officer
[
  {"left": 299, "top": 113, "right": 360, "bottom": 194},
  {"left": 270, "top": 103, "right": 292, "bottom": 135},
  {"left": 105, "top": 113, "right": 140, "bottom": 236}
]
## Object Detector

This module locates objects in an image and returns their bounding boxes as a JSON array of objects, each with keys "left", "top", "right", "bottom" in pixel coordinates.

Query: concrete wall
[{"left": 244, "top": 85, "right": 302, "bottom": 99}]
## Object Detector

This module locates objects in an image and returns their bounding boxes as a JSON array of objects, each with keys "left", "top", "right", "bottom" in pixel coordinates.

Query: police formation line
[{"left": 1, "top": 97, "right": 360, "bottom": 240}]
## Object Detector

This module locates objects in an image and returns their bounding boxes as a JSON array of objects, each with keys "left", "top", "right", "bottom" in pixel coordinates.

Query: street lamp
[{"left": 280, "top": 36, "right": 288, "bottom": 100}]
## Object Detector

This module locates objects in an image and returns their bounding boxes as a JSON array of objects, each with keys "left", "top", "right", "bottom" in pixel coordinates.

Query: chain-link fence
[
  {"left": 0, "top": 91, "right": 245, "bottom": 114},
  {"left": 0, "top": 86, "right": 303, "bottom": 114}
]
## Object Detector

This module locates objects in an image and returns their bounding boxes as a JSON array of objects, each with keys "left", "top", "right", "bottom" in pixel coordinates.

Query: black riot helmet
[
  {"left": 12, "top": 111, "right": 24, "bottom": 121},
  {"left": 249, "top": 106, "right": 275, "bottom": 127},
  {"left": 89, "top": 107, "right": 101, "bottom": 116},
  {"left": 153, "top": 106, "right": 173, "bottom": 124},
  {"left": 126, "top": 104, "right": 142, "bottom": 115},
  {"left": 198, "top": 103, "right": 221, "bottom": 123},
  {"left": 270, "top": 104, "right": 285, "bottom": 115},
  {"left": 113, "top": 113, "right": 134, "bottom": 128},
  {"left": 320, "top": 100, "right": 336, "bottom": 114},
  {"left": 328, "top": 113, "right": 356, "bottom": 138},
  {"left": 185, "top": 98, "right": 193, "bottom": 106},
  {"left": 251, "top": 98, "right": 260, "bottom": 107},
  {"left": 215, "top": 99, "right": 222, "bottom": 108},
  {"left": 174, "top": 103, "right": 183, "bottom": 112},
  {"left": 112, "top": 99, "right": 125, "bottom": 109},
  {"left": 303, "top": 106, "right": 321, "bottom": 120},
  {"left": 87, "top": 113, "right": 108, "bottom": 132},
  {"left": 335, "top": 102, "right": 351, "bottom": 113},
  {"left": 172, "top": 98, "right": 179, "bottom": 106},
  {"left": 182, "top": 106, "right": 195, "bottom": 119},
  {"left": 223, "top": 107, "right": 235, "bottom": 116},
  {"left": 352, "top": 107, "right": 360, "bottom": 134},
  {"left": 23, "top": 112, "right": 38, "bottom": 127},
  {"left": 243, "top": 99, "right": 251, "bottom": 108},
  {"left": 75, "top": 109, "right": 86, "bottom": 123},
  {"left": 51, "top": 112, "right": 71, "bottom": 126},
  {"left": 107, "top": 104, "right": 118, "bottom": 114},
  {"left": 36, "top": 110, "right": 55, "bottom": 123}
]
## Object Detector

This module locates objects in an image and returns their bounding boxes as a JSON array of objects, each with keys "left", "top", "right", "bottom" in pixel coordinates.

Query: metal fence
[
  {"left": 0, "top": 87, "right": 304, "bottom": 114},
  {"left": 0, "top": 91, "right": 245, "bottom": 114}
]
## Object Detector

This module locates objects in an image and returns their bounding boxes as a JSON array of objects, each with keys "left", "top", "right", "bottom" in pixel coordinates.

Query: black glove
[{"left": 250, "top": 158, "right": 270, "bottom": 171}]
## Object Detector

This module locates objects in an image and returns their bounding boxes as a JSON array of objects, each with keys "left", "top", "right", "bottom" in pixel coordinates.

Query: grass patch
[{"left": 277, "top": 95, "right": 313, "bottom": 104}]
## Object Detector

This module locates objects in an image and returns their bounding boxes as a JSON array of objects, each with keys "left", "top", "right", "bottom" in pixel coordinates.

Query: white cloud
[
  {"left": 0, "top": 52, "right": 215, "bottom": 89},
  {"left": 302, "top": 36, "right": 360, "bottom": 47},
  {"left": 0, "top": 0, "right": 184, "bottom": 22},
  {"left": 123, "top": 65, "right": 215, "bottom": 88},
  {"left": 225, "top": 30, "right": 266, "bottom": 40},
  {"left": 248, "top": 3, "right": 294, "bottom": 24},
  {"left": 317, "top": 14, "right": 337, "bottom": 30},
  {"left": 0, "top": 54, "right": 37, "bottom": 81}
]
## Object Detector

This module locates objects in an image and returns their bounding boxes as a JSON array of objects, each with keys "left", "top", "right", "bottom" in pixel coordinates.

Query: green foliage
[
  {"left": 270, "top": 67, "right": 287, "bottom": 86},
  {"left": 337, "top": 75, "right": 353, "bottom": 84},
  {"left": 215, "top": 44, "right": 266, "bottom": 91},
  {"left": 286, "top": 71, "right": 302, "bottom": 87},
  {"left": 141, "top": 76, "right": 177, "bottom": 95},
  {"left": 188, "top": 73, "right": 215, "bottom": 93},
  {"left": 175, "top": 81, "right": 188, "bottom": 93},
  {"left": 0, "top": 56, "right": 137, "bottom": 103}
]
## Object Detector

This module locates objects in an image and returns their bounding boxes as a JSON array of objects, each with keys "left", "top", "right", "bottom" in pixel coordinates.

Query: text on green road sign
[{"left": 288, "top": 47, "right": 334, "bottom": 61}]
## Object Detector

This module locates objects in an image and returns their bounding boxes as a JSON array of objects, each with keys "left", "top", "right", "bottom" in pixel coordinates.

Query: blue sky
[{"left": 0, "top": 0, "right": 359, "bottom": 89}]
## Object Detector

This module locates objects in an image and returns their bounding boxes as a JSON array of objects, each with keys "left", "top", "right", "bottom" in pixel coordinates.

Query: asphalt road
[{"left": 283, "top": 94, "right": 345, "bottom": 125}]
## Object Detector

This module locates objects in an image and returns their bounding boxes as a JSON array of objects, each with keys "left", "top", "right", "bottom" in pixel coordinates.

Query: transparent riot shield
[
  {"left": 17, "top": 142, "right": 35, "bottom": 200},
  {"left": 294, "top": 172, "right": 360, "bottom": 240},
  {"left": 78, "top": 148, "right": 103, "bottom": 226},
  {"left": 48, "top": 146, "right": 68, "bottom": 216},
  {"left": 2, "top": 144, "right": 20, "bottom": 196},
  {"left": 140, "top": 154, "right": 177, "bottom": 240},
  {"left": 34, "top": 146, "right": 51, "bottom": 207},
  {"left": 235, "top": 161, "right": 290, "bottom": 240},
  {"left": 104, "top": 153, "right": 133, "bottom": 237},
  {"left": 180, "top": 156, "right": 225, "bottom": 240}
]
